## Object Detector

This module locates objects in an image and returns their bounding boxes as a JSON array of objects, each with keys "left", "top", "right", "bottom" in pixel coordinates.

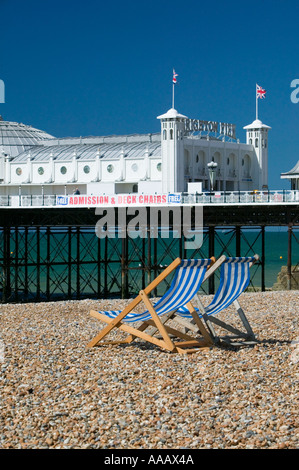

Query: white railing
[
  {"left": 182, "top": 190, "right": 299, "bottom": 204},
  {"left": 0, "top": 190, "right": 298, "bottom": 207}
]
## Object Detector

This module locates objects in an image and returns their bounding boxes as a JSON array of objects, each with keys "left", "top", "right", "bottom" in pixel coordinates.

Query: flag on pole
[
  {"left": 256, "top": 84, "right": 266, "bottom": 99},
  {"left": 173, "top": 69, "right": 178, "bottom": 84}
]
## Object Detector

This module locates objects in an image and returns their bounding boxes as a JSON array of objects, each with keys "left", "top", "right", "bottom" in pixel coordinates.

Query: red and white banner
[{"left": 56, "top": 193, "right": 182, "bottom": 207}]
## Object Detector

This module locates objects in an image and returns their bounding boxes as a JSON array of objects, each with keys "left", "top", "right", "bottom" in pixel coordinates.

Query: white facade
[
  {"left": 0, "top": 108, "right": 271, "bottom": 196},
  {"left": 281, "top": 160, "right": 299, "bottom": 189},
  {"left": 243, "top": 119, "right": 271, "bottom": 189}
]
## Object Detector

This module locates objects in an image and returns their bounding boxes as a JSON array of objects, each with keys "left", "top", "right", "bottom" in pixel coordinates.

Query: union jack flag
[
  {"left": 256, "top": 84, "right": 266, "bottom": 99},
  {"left": 173, "top": 69, "right": 178, "bottom": 84}
]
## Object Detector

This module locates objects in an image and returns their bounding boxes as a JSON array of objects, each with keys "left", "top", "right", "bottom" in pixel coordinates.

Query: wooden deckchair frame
[
  {"left": 87, "top": 256, "right": 222, "bottom": 354},
  {"left": 178, "top": 255, "right": 259, "bottom": 347}
]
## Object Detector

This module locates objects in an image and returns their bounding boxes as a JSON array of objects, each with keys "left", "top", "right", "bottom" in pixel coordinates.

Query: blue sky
[{"left": 1, "top": 0, "right": 298, "bottom": 189}]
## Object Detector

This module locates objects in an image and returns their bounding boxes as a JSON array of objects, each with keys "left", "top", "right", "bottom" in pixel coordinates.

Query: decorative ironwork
[{"left": 0, "top": 205, "right": 298, "bottom": 302}]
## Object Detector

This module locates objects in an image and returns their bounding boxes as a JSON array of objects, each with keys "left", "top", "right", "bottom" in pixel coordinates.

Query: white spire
[
  {"left": 157, "top": 108, "right": 187, "bottom": 120},
  {"left": 243, "top": 119, "right": 271, "bottom": 130}
]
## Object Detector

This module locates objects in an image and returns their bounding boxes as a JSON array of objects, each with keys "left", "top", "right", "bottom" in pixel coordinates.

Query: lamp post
[{"left": 207, "top": 161, "right": 218, "bottom": 191}]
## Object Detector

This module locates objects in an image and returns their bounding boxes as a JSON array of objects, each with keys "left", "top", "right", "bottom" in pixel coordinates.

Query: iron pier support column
[
  {"left": 287, "top": 224, "right": 293, "bottom": 290},
  {"left": 3, "top": 226, "right": 11, "bottom": 302},
  {"left": 121, "top": 226, "right": 128, "bottom": 299},
  {"left": 208, "top": 226, "right": 215, "bottom": 294},
  {"left": 236, "top": 226, "right": 241, "bottom": 257},
  {"left": 261, "top": 225, "right": 265, "bottom": 292}
]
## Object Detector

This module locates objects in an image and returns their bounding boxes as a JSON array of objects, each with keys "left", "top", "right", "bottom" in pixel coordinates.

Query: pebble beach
[{"left": 0, "top": 290, "right": 298, "bottom": 450}]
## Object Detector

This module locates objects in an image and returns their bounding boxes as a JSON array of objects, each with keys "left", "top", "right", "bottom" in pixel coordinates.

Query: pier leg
[
  {"left": 208, "top": 226, "right": 215, "bottom": 294},
  {"left": 3, "top": 227, "right": 11, "bottom": 302},
  {"left": 261, "top": 225, "right": 265, "bottom": 292},
  {"left": 287, "top": 224, "right": 292, "bottom": 290},
  {"left": 236, "top": 226, "right": 241, "bottom": 257}
]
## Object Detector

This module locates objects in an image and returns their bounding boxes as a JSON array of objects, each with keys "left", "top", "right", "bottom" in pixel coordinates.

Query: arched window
[
  {"left": 249, "top": 138, "right": 252, "bottom": 145},
  {"left": 255, "top": 138, "right": 259, "bottom": 148},
  {"left": 170, "top": 129, "right": 173, "bottom": 140},
  {"left": 163, "top": 129, "right": 167, "bottom": 140}
]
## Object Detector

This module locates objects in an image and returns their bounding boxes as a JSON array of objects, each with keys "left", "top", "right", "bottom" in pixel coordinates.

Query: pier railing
[
  {"left": 181, "top": 190, "right": 299, "bottom": 205},
  {"left": 0, "top": 190, "right": 298, "bottom": 207}
]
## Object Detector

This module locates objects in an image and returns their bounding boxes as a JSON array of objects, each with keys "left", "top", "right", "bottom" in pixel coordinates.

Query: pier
[{"left": 1, "top": 191, "right": 298, "bottom": 303}]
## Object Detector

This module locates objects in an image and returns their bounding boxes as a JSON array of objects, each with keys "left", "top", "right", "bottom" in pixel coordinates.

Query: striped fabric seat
[
  {"left": 98, "top": 258, "right": 211, "bottom": 323},
  {"left": 177, "top": 257, "right": 256, "bottom": 318}
]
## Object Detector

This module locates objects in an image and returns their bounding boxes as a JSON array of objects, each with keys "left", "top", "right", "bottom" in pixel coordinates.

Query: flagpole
[
  {"left": 256, "top": 84, "right": 258, "bottom": 120},
  {"left": 172, "top": 69, "right": 178, "bottom": 108},
  {"left": 172, "top": 81, "right": 175, "bottom": 108}
]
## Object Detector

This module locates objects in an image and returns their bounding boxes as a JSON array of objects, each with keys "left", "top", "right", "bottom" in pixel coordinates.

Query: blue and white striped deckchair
[
  {"left": 88, "top": 257, "right": 219, "bottom": 354},
  {"left": 176, "top": 255, "right": 259, "bottom": 346}
]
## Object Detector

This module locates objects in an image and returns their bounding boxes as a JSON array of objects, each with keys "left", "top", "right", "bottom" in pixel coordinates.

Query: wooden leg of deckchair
[
  {"left": 142, "top": 311, "right": 176, "bottom": 338},
  {"left": 174, "top": 316, "right": 199, "bottom": 333},
  {"left": 194, "top": 294, "right": 219, "bottom": 342},
  {"left": 186, "top": 301, "right": 213, "bottom": 346},
  {"left": 89, "top": 311, "right": 176, "bottom": 351},
  {"left": 203, "top": 315, "right": 249, "bottom": 338},
  {"left": 233, "top": 300, "right": 256, "bottom": 339},
  {"left": 144, "top": 318, "right": 209, "bottom": 343},
  {"left": 90, "top": 310, "right": 149, "bottom": 345},
  {"left": 175, "top": 341, "right": 211, "bottom": 354},
  {"left": 139, "top": 290, "right": 176, "bottom": 352},
  {"left": 87, "top": 294, "right": 143, "bottom": 347}
]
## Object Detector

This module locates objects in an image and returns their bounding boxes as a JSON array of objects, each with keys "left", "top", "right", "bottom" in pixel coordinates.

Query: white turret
[
  {"left": 243, "top": 119, "right": 271, "bottom": 189},
  {"left": 157, "top": 108, "right": 187, "bottom": 193}
]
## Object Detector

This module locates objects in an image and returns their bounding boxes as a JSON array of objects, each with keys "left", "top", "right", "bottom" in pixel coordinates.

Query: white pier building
[
  {"left": 281, "top": 160, "right": 299, "bottom": 190},
  {"left": 0, "top": 107, "right": 271, "bottom": 197}
]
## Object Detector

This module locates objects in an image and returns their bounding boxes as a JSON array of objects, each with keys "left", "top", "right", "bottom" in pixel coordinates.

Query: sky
[{"left": 0, "top": 0, "right": 298, "bottom": 189}]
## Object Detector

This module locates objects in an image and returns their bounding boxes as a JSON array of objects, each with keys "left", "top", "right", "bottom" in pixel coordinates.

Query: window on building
[
  {"left": 255, "top": 138, "right": 259, "bottom": 148},
  {"left": 157, "top": 162, "right": 162, "bottom": 172},
  {"left": 83, "top": 165, "right": 90, "bottom": 174},
  {"left": 60, "top": 166, "right": 67, "bottom": 175},
  {"left": 163, "top": 129, "right": 167, "bottom": 140},
  {"left": 132, "top": 184, "right": 138, "bottom": 193},
  {"left": 16, "top": 167, "right": 22, "bottom": 175},
  {"left": 38, "top": 167, "right": 44, "bottom": 175},
  {"left": 107, "top": 164, "right": 114, "bottom": 173},
  {"left": 169, "top": 129, "right": 173, "bottom": 140}
]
